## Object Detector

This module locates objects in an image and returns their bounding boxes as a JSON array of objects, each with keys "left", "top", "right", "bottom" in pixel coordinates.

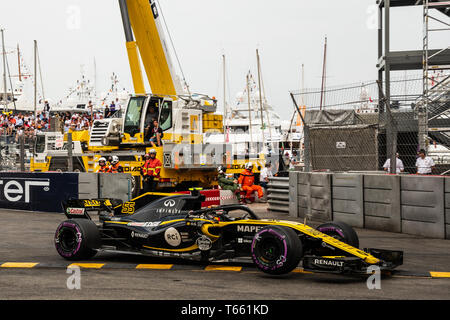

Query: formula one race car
[{"left": 55, "top": 190, "right": 403, "bottom": 275}]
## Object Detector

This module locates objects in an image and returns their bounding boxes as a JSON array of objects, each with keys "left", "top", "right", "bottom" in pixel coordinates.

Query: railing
[
  {"left": 266, "top": 176, "right": 290, "bottom": 213},
  {"left": 0, "top": 135, "right": 34, "bottom": 171}
]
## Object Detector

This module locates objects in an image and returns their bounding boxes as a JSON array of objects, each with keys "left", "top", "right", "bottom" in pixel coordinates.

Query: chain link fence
[{"left": 291, "top": 73, "right": 450, "bottom": 175}]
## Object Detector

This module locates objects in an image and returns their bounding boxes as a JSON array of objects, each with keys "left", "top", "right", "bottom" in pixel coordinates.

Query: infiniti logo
[{"left": 164, "top": 199, "right": 176, "bottom": 207}]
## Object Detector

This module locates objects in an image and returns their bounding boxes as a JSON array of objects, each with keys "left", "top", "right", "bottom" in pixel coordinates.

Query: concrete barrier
[
  {"left": 309, "top": 173, "right": 332, "bottom": 222},
  {"left": 332, "top": 173, "right": 364, "bottom": 228},
  {"left": 401, "top": 176, "right": 446, "bottom": 239},
  {"left": 78, "top": 173, "right": 99, "bottom": 199},
  {"left": 297, "top": 172, "right": 311, "bottom": 219},
  {"left": 99, "top": 173, "right": 133, "bottom": 203},
  {"left": 288, "top": 171, "right": 298, "bottom": 218},
  {"left": 364, "top": 174, "right": 401, "bottom": 233},
  {"left": 445, "top": 178, "right": 450, "bottom": 240}
]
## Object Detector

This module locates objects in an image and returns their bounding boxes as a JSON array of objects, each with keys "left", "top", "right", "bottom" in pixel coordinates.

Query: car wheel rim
[
  {"left": 259, "top": 238, "right": 282, "bottom": 262},
  {"left": 59, "top": 228, "right": 78, "bottom": 252}
]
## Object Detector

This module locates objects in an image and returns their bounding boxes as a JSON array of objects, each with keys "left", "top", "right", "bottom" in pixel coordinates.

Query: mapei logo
[
  {"left": 0, "top": 178, "right": 50, "bottom": 203},
  {"left": 236, "top": 225, "right": 263, "bottom": 233}
]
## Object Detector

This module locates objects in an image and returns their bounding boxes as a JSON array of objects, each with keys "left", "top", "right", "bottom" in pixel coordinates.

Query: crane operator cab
[{"left": 121, "top": 95, "right": 172, "bottom": 145}]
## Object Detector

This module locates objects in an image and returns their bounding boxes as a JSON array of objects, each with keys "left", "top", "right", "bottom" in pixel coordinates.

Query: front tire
[
  {"left": 314, "top": 221, "right": 359, "bottom": 256},
  {"left": 251, "top": 226, "right": 303, "bottom": 275},
  {"left": 54, "top": 219, "right": 101, "bottom": 260}
]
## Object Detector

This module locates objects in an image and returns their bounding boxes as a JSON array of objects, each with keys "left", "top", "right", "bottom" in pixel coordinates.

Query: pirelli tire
[
  {"left": 315, "top": 221, "right": 359, "bottom": 256},
  {"left": 251, "top": 225, "right": 303, "bottom": 275},
  {"left": 54, "top": 219, "right": 101, "bottom": 260}
]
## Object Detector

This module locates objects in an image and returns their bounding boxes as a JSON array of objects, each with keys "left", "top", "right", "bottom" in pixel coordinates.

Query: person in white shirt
[
  {"left": 259, "top": 162, "right": 273, "bottom": 200},
  {"left": 383, "top": 153, "right": 404, "bottom": 174},
  {"left": 259, "top": 162, "right": 273, "bottom": 188},
  {"left": 416, "top": 149, "right": 435, "bottom": 175}
]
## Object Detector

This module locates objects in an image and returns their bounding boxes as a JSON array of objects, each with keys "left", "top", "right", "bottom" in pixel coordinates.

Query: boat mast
[
  {"left": 258, "top": 57, "right": 274, "bottom": 151},
  {"left": 246, "top": 72, "right": 254, "bottom": 154},
  {"left": 17, "top": 44, "right": 22, "bottom": 82},
  {"left": 319, "top": 36, "right": 327, "bottom": 110},
  {"left": 256, "top": 49, "right": 266, "bottom": 150},
  {"left": 1, "top": 29, "right": 7, "bottom": 112},
  {"left": 223, "top": 54, "right": 227, "bottom": 142},
  {"left": 34, "top": 40, "right": 37, "bottom": 120}
]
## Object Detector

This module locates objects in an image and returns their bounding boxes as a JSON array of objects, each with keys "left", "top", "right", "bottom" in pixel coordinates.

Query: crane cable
[{"left": 156, "top": 0, "right": 191, "bottom": 97}]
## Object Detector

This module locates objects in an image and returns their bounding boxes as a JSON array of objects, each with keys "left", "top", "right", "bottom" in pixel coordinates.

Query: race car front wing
[{"left": 302, "top": 248, "right": 403, "bottom": 274}]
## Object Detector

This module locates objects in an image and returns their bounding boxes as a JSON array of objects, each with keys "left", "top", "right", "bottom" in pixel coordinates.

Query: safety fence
[
  {"left": 0, "top": 172, "right": 133, "bottom": 213},
  {"left": 290, "top": 74, "right": 450, "bottom": 175},
  {"left": 289, "top": 171, "right": 450, "bottom": 239}
]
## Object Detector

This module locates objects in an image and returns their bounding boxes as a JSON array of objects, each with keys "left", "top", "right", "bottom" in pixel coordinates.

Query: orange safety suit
[
  {"left": 110, "top": 163, "right": 124, "bottom": 173},
  {"left": 141, "top": 158, "right": 162, "bottom": 180},
  {"left": 97, "top": 165, "right": 110, "bottom": 173},
  {"left": 238, "top": 169, "right": 263, "bottom": 199}
]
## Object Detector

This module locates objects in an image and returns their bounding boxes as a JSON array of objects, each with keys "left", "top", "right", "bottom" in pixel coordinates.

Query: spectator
[
  {"left": 115, "top": 98, "right": 122, "bottom": 116},
  {"left": 147, "top": 119, "right": 163, "bottom": 147},
  {"left": 383, "top": 153, "right": 405, "bottom": 174},
  {"left": 104, "top": 105, "right": 110, "bottom": 118},
  {"left": 109, "top": 101, "right": 116, "bottom": 117},
  {"left": 259, "top": 162, "right": 273, "bottom": 190},
  {"left": 289, "top": 150, "right": 299, "bottom": 170},
  {"left": 416, "top": 149, "right": 435, "bottom": 175}
]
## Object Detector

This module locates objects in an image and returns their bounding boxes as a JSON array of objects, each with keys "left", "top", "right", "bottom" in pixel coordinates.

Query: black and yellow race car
[{"left": 55, "top": 190, "right": 403, "bottom": 275}]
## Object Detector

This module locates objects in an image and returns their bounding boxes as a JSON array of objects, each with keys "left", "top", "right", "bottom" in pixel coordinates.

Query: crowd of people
[
  {"left": 0, "top": 98, "right": 124, "bottom": 142},
  {"left": 0, "top": 111, "right": 51, "bottom": 143}
]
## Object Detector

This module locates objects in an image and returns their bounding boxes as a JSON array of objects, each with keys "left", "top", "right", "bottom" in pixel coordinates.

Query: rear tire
[
  {"left": 54, "top": 219, "right": 101, "bottom": 260},
  {"left": 251, "top": 226, "right": 303, "bottom": 275}
]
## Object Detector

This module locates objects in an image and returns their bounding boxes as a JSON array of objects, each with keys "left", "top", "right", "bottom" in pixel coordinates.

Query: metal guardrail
[
  {"left": 267, "top": 176, "right": 290, "bottom": 213},
  {"left": 0, "top": 135, "right": 33, "bottom": 171}
]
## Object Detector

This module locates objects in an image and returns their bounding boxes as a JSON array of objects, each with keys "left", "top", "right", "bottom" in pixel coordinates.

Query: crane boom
[{"left": 122, "top": 0, "right": 180, "bottom": 97}]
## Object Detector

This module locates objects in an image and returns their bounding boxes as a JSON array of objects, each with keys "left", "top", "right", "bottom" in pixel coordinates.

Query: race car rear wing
[
  {"left": 61, "top": 192, "right": 180, "bottom": 219},
  {"left": 62, "top": 199, "right": 123, "bottom": 220}
]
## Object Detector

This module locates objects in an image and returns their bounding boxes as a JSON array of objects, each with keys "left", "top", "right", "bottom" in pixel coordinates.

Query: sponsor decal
[
  {"left": 164, "top": 227, "right": 181, "bottom": 247},
  {"left": 121, "top": 202, "right": 135, "bottom": 214},
  {"left": 237, "top": 238, "right": 253, "bottom": 244},
  {"left": 313, "top": 259, "right": 344, "bottom": 267},
  {"left": 127, "top": 221, "right": 160, "bottom": 228},
  {"left": 0, "top": 178, "right": 50, "bottom": 203},
  {"left": 83, "top": 200, "right": 101, "bottom": 207},
  {"left": 122, "top": 167, "right": 140, "bottom": 173},
  {"left": 156, "top": 208, "right": 181, "bottom": 215},
  {"left": 131, "top": 231, "right": 148, "bottom": 239},
  {"left": 180, "top": 232, "right": 191, "bottom": 243},
  {"left": 164, "top": 199, "right": 176, "bottom": 207},
  {"left": 196, "top": 236, "right": 212, "bottom": 251},
  {"left": 237, "top": 225, "right": 264, "bottom": 233},
  {"left": 66, "top": 207, "right": 85, "bottom": 215}
]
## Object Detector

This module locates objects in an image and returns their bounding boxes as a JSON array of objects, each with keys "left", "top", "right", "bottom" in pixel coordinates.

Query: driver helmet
[
  {"left": 218, "top": 165, "right": 226, "bottom": 174},
  {"left": 111, "top": 155, "right": 119, "bottom": 165},
  {"left": 245, "top": 162, "right": 254, "bottom": 170},
  {"left": 99, "top": 157, "right": 107, "bottom": 166},
  {"left": 149, "top": 149, "right": 157, "bottom": 154}
]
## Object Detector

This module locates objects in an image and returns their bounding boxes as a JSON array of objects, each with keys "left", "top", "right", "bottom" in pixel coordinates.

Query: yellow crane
[{"left": 31, "top": 0, "right": 226, "bottom": 196}]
